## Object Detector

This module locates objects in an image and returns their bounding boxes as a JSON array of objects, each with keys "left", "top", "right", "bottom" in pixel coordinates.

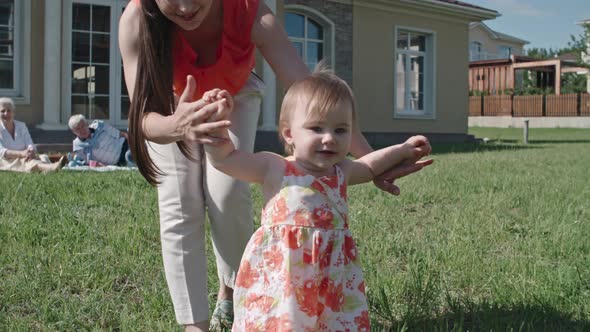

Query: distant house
[
  {"left": 468, "top": 19, "right": 590, "bottom": 96},
  {"left": 469, "top": 22, "right": 528, "bottom": 61},
  {"left": 7, "top": 0, "right": 498, "bottom": 148}
]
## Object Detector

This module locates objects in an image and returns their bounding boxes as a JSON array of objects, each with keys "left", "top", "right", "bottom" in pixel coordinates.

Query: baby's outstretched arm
[
  {"left": 347, "top": 135, "right": 432, "bottom": 185},
  {"left": 201, "top": 89, "right": 278, "bottom": 185}
]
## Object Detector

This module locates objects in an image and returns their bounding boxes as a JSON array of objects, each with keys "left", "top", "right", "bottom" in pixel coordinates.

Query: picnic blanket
[{"left": 62, "top": 165, "right": 137, "bottom": 172}]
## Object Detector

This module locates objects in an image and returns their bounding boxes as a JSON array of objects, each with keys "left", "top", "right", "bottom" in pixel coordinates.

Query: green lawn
[{"left": 1, "top": 128, "right": 589, "bottom": 331}]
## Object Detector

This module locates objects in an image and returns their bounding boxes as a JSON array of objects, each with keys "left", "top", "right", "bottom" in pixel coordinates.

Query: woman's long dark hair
[{"left": 129, "top": 0, "right": 194, "bottom": 186}]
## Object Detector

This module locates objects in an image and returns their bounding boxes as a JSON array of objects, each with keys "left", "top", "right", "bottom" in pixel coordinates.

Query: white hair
[
  {"left": 68, "top": 114, "right": 87, "bottom": 130},
  {"left": 0, "top": 97, "right": 15, "bottom": 111}
]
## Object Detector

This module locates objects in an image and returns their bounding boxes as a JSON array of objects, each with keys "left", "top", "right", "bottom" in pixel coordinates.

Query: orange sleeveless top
[{"left": 131, "top": 0, "right": 259, "bottom": 99}]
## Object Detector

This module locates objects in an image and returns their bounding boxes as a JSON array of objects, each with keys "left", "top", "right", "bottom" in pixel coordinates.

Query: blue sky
[{"left": 465, "top": 0, "right": 590, "bottom": 51}]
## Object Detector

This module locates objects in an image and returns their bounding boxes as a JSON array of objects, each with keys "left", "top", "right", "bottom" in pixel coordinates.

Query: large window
[
  {"left": 71, "top": 3, "right": 111, "bottom": 120},
  {"left": 285, "top": 7, "right": 334, "bottom": 71},
  {"left": 66, "top": 1, "right": 128, "bottom": 127},
  {"left": 394, "top": 28, "right": 435, "bottom": 118}
]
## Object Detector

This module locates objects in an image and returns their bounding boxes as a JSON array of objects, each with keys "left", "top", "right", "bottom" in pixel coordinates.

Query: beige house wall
[
  {"left": 353, "top": 3, "right": 470, "bottom": 134},
  {"left": 14, "top": 0, "right": 44, "bottom": 126},
  {"left": 470, "top": 25, "right": 525, "bottom": 57}
]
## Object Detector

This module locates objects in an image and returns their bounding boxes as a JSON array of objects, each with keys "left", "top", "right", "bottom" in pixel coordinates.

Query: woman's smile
[{"left": 177, "top": 9, "right": 199, "bottom": 22}]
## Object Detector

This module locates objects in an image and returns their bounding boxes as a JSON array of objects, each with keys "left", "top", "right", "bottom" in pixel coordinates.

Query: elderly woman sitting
[{"left": 0, "top": 97, "right": 65, "bottom": 173}]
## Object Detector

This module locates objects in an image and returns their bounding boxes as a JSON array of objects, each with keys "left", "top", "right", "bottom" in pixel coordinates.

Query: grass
[{"left": 1, "top": 127, "right": 589, "bottom": 331}]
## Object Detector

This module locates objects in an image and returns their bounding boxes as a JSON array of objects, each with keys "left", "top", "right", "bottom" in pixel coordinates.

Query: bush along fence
[{"left": 469, "top": 93, "right": 590, "bottom": 117}]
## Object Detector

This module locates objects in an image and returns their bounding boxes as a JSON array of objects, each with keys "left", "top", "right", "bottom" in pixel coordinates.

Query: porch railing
[{"left": 469, "top": 93, "right": 590, "bottom": 117}]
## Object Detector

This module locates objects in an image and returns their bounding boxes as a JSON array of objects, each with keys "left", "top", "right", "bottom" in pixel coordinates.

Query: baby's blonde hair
[{"left": 279, "top": 63, "right": 356, "bottom": 155}]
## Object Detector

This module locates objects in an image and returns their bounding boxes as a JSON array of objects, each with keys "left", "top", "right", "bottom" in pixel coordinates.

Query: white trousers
[{"left": 147, "top": 74, "right": 264, "bottom": 324}]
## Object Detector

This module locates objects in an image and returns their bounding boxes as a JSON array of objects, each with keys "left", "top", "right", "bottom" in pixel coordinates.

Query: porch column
[
  {"left": 260, "top": 0, "right": 278, "bottom": 130},
  {"left": 38, "top": 0, "right": 64, "bottom": 130}
]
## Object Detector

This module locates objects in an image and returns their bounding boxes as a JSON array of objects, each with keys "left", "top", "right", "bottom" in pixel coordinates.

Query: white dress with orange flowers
[{"left": 232, "top": 160, "right": 370, "bottom": 331}]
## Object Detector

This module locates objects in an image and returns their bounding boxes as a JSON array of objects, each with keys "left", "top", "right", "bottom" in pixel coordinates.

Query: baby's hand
[
  {"left": 403, "top": 135, "right": 432, "bottom": 162},
  {"left": 201, "top": 89, "right": 233, "bottom": 140},
  {"left": 202, "top": 89, "right": 234, "bottom": 122}
]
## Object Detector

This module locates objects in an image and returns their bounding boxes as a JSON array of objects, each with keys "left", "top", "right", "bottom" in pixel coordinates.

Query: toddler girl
[{"left": 203, "top": 68, "right": 432, "bottom": 331}]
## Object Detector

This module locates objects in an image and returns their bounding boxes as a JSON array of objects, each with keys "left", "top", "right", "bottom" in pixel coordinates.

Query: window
[
  {"left": 284, "top": 7, "right": 334, "bottom": 71},
  {"left": 65, "top": 1, "right": 128, "bottom": 127},
  {"left": 498, "top": 45, "right": 512, "bottom": 59},
  {"left": 70, "top": 3, "right": 111, "bottom": 120},
  {"left": 0, "top": 0, "right": 27, "bottom": 98},
  {"left": 470, "top": 41, "right": 482, "bottom": 61},
  {"left": 394, "top": 28, "right": 435, "bottom": 118}
]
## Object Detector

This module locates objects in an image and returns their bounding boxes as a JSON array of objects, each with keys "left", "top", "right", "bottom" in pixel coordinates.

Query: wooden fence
[{"left": 470, "top": 93, "right": 590, "bottom": 117}]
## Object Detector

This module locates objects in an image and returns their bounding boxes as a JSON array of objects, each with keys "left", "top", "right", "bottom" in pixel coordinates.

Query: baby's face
[{"left": 285, "top": 100, "right": 353, "bottom": 174}]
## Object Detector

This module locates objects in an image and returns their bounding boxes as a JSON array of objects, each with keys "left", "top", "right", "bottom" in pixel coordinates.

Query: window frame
[
  {"left": 470, "top": 41, "right": 483, "bottom": 61},
  {"left": 0, "top": 0, "right": 31, "bottom": 103},
  {"left": 393, "top": 26, "right": 436, "bottom": 120},
  {"left": 498, "top": 45, "right": 512, "bottom": 59},
  {"left": 284, "top": 5, "right": 335, "bottom": 71},
  {"left": 62, "top": 0, "right": 128, "bottom": 128}
]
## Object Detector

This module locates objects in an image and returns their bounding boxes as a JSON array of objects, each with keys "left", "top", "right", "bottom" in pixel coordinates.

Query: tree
[
  {"left": 567, "top": 22, "right": 590, "bottom": 66},
  {"left": 525, "top": 47, "right": 560, "bottom": 60},
  {"left": 520, "top": 24, "right": 590, "bottom": 94}
]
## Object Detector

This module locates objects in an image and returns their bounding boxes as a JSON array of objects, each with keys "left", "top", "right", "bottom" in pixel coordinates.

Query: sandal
[{"left": 209, "top": 300, "right": 234, "bottom": 332}]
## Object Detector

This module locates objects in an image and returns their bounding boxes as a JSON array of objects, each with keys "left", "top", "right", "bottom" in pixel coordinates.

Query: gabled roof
[{"left": 470, "top": 22, "right": 529, "bottom": 45}]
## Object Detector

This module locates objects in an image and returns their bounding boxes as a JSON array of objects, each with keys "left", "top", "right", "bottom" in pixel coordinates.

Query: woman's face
[
  {"left": 0, "top": 105, "right": 14, "bottom": 123},
  {"left": 155, "top": 0, "right": 214, "bottom": 31}
]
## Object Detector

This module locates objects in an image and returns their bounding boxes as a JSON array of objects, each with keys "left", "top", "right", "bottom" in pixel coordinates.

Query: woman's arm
[
  {"left": 251, "top": 2, "right": 309, "bottom": 88},
  {"left": 1, "top": 149, "right": 27, "bottom": 160}
]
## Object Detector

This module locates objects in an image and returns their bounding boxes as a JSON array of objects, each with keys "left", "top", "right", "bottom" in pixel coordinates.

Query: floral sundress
[{"left": 232, "top": 160, "right": 370, "bottom": 331}]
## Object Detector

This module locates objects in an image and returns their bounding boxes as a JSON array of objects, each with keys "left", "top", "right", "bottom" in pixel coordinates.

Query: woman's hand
[
  {"left": 21, "top": 147, "right": 35, "bottom": 161},
  {"left": 374, "top": 136, "right": 433, "bottom": 196},
  {"left": 171, "top": 76, "right": 232, "bottom": 145},
  {"left": 373, "top": 159, "right": 433, "bottom": 195}
]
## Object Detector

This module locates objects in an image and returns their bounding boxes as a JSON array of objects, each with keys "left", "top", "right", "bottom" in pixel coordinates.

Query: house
[
  {"left": 468, "top": 22, "right": 528, "bottom": 61},
  {"left": 468, "top": 55, "right": 589, "bottom": 95},
  {"left": 468, "top": 19, "right": 590, "bottom": 96},
  {"left": 5, "top": 0, "right": 498, "bottom": 150}
]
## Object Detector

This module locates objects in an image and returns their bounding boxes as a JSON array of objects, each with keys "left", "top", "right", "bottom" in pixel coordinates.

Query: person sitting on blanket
[{"left": 68, "top": 114, "right": 134, "bottom": 167}]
